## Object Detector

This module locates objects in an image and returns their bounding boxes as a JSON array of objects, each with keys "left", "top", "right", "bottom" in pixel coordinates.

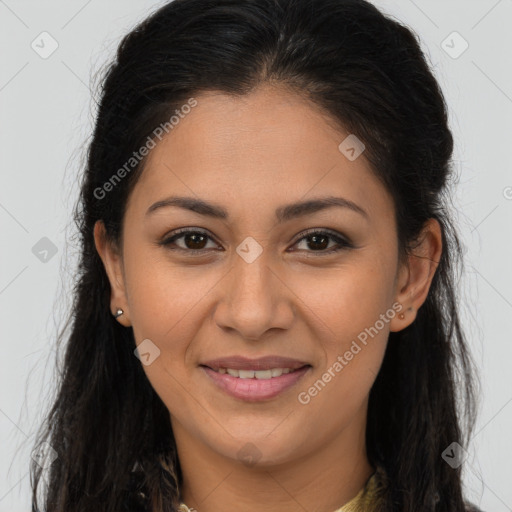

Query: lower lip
[{"left": 200, "top": 365, "right": 311, "bottom": 402}]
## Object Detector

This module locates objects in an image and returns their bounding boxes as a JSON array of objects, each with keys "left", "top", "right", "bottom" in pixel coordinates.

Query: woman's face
[{"left": 95, "top": 84, "right": 436, "bottom": 468}]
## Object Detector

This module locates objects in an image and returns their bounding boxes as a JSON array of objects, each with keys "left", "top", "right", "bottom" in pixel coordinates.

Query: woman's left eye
[
  {"left": 159, "top": 228, "right": 353, "bottom": 255},
  {"left": 291, "top": 229, "right": 353, "bottom": 254}
]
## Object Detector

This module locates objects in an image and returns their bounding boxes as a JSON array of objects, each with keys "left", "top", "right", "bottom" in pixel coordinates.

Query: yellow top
[
  {"left": 178, "top": 469, "right": 384, "bottom": 512},
  {"left": 331, "top": 470, "right": 383, "bottom": 512}
]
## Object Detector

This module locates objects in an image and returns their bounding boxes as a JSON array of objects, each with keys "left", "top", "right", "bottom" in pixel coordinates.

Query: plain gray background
[{"left": 1, "top": 0, "right": 511, "bottom": 510}]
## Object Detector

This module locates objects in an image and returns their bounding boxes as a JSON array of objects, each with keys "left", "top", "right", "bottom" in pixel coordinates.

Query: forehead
[{"left": 127, "top": 85, "right": 395, "bottom": 226}]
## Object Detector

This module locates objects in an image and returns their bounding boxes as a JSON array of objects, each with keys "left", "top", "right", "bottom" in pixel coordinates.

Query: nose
[{"left": 213, "top": 251, "right": 295, "bottom": 341}]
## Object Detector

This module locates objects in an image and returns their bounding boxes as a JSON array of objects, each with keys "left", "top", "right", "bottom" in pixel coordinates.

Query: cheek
[
  {"left": 123, "top": 247, "right": 217, "bottom": 342},
  {"left": 290, "top": 257, "right": 393, "bottom": 409},
  {"left": 123, "top": 269, "right": 199, "bottom": 416},
  {"left": 290, "top": 255, "right": 395, "bottom": 347},
  {"left": 122, "top": 251, "right": 211, "bottom": 397}
]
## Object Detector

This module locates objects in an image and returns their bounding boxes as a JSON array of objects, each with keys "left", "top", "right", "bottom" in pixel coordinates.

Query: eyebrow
[{"left": 145, "top": 195, "right": 369, "bottom": 222}]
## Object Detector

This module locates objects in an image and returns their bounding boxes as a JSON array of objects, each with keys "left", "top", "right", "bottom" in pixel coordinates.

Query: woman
[{"left": 30, "top": 0, "right": 482, "bottom": 510}]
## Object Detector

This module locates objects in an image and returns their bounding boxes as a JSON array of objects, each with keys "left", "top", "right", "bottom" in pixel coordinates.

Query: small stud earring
[
  {"left": 114, "top": 308, "right": 124, "bottom": 318},
  {"left": 398, "top": 312, "right": 405, "bottom": 320}
]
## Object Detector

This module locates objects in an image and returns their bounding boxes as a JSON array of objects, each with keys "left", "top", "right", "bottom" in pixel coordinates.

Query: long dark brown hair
[{"left": 30, "top": 0, "right": 480, "bottom": 510}]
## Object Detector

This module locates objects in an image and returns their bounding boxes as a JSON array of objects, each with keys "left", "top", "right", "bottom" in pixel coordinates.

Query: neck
[{"left": 173, "top": 403, "right": 374, "bottom": 512}]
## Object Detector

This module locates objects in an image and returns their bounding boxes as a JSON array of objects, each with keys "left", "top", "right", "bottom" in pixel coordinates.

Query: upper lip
[{"left": 200, "top": 356, "right": 311, "bottom": 371}]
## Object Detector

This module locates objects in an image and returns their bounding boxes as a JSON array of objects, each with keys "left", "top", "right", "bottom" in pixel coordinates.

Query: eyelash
[{"left": 159, "top": 227, "right": 353, "bottom": 256}]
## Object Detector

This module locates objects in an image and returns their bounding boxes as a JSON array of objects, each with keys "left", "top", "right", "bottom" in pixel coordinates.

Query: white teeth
[
  {"left": 215, "top": 367, "right": 297, "bottom": 379},
  {"left": 255, "top": 370, "right": 272, "bottom": 379}
]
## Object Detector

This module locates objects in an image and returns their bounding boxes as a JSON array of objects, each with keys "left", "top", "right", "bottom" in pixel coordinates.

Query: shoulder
[{"left": 466, "top": 502, "right": 484, "bottom": 512}]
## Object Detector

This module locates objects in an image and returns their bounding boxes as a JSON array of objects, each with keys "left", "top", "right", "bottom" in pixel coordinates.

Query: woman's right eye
[{"left": 160, "top": 229, "right": 219, "bottom": 253}]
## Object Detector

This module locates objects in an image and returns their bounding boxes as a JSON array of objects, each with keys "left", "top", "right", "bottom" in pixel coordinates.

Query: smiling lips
[
  {"left": 201, "top": 355, "right": 310, "bottom": 371},
  {"left": 200, "top": 355, "right": 312, "bottom": 401}
]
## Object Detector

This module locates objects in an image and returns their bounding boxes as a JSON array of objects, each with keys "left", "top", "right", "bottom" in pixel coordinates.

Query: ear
[
  {"left": 93, "top": 220, "right": 131, "bottom": 327},
  {"left": 389, "top": 218, "right": 443, "bottom": 332}
]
